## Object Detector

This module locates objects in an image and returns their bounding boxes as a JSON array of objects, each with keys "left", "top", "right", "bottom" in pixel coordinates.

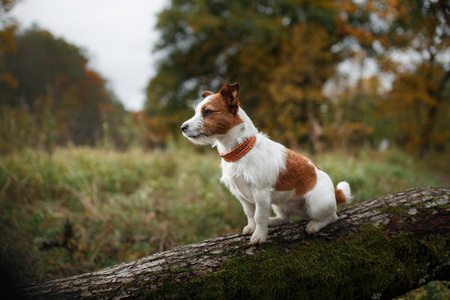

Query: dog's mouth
[{"left": 185, "top": 130, "right": 212, "bottom": 139}]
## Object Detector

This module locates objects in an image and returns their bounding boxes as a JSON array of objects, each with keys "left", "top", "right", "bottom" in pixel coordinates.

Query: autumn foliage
[
  {"left": 146, "top": 0, "right": 449, "bottom": 156},
  {"left": 0, "top": 26, "right": 130, "bottom": 153},
  {"left": 0, "top": 0, "right": 448, "bottom": 156}
]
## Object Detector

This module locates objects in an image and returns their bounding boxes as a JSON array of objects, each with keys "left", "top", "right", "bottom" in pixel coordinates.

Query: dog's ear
[
  {"left": 201, "top": 91, "right": 213, "bottom": 97},
  {"left": 219, "top": 83, "right": 240, "bottom": 114}
]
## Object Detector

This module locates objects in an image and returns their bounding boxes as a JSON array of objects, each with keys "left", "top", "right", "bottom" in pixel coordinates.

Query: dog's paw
[
  {"left": 250, "top": 234, "right": 267, "bottom": 244},
  {"left": 242, "top": 224, "right": 255, "bottom": 235},
  {"left": 306, "top": 220, "right": 321, "bottom": 235},
  {"left": 249, "top": 229, "right": 267, "bottom": 244}
]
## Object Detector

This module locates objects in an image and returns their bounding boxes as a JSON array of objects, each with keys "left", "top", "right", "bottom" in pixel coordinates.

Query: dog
[{"left": 181, "top": 83, "right": 352, "bottom": 244}]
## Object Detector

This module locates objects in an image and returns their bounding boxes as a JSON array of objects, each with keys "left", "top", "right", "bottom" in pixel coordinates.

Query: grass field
[{"left": 0, "top": 146, "right": 448, "bottom": 283}]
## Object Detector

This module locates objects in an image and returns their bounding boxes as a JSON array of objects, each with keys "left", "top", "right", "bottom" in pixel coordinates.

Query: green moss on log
[
  {"left": 395, "top": 280, "right": 450, "bottom": 299},
  {"left": 122, "top": 225, "right": 449, "bottom": 299}
]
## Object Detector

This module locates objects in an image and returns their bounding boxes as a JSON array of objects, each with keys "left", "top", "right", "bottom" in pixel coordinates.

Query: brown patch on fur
[
  {"left": 201, "top": 93, "right": 244, "bottom": 135},
  {"left": 275, "top": 149, "right": 317, "bottom": 196},
  {"left": 335, "top": 189, "right": 346, "bottom": 204}
]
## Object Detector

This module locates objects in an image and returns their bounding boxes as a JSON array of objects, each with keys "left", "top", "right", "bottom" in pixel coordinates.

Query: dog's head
[{"left": 181, "top": 83, "right": 244, "bottom": 145}]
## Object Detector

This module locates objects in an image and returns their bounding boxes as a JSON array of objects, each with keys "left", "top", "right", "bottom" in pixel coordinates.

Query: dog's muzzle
[
  {"left": 180, "top": 122, "right": 200, "bottom": 139},
  {"left": 181, "top": 122, "right": 212, "bottom": 140},
  {"left": 181, "top": 123, "right": 189, "bottom": 134}
]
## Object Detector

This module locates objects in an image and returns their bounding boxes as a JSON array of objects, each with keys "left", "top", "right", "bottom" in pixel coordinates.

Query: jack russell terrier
[{"left": 181, "top": 83, "right": 352, "bottom": 244}]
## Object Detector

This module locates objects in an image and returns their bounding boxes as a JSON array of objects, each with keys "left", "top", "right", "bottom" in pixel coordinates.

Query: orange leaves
[
  {"left": 0, "top": 72, "right": 18, "bottom": 89},
  {"left": 338, "top": 121, "right": 375, "bottom": 145},
  {"left": 146, "top": 0, "right": 450, "bottom": 153},
  {"left": 382, "top": 63, "right": 449, "bottom": 154},
  {"left": 333, "top": 0, "right": 450, "bottom": 154},
  {"left": 97, "top": 103, "right": 115, "bottom": 114},
  {"left": 266, "top": 21, "right": 339, "bottom": 148},
  {"left": 0, "top": 22, "right": 18, "bottom": 53},
  {"left": 0, "top": 0, "right": 19, "bottom": 54}
]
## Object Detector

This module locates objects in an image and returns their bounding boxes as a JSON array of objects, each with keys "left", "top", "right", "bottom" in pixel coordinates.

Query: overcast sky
[{"left": 11, "top": 0, "right": 168, "bottom": 111}]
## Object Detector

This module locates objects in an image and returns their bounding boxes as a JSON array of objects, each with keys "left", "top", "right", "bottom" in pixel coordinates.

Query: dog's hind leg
[
  {"left": 269, "top": 204, "right": 291, "bottom": 227},
  {"left": 306, "top": 213, "right": 338, "bottom": 234},
  {"left": 304, "top": 169, "right": 339, "bottom": 234}
]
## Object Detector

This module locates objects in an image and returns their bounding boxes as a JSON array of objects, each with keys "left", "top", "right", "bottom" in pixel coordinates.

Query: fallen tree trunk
[{"left": 23, "top": 187, "right": 450, "bottom": 299}]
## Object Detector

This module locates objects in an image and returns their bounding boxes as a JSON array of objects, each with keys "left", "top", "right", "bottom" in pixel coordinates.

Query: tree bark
[{"left": 22, "top": 187, "right": 450, "bottom": 299}]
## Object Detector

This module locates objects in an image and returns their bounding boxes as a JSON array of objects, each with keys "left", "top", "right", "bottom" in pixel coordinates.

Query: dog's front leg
[
  {"left": 250, "top": 190, "right": 271, "bottom": 244},
  {"left": 239, "top": 199, "right": 256, "bottom": 235}
]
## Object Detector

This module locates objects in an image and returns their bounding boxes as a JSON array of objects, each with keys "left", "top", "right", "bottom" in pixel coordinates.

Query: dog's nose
[{"left": 181, "top": 123, "right": 188, "bottom": 133}]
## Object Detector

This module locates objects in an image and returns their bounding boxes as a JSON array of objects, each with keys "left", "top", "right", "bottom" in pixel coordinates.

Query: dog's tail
[{"left": 335, "top": 181, "right": 352, "bottom": 204}]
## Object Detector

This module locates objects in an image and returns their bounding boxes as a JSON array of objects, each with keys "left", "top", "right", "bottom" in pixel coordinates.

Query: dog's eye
[{"left": 203, "top": 108, "right": 213, "bottom": 116}]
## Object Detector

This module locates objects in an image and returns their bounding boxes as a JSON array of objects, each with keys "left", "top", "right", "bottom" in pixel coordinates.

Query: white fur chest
[
  {"left": 219, "top": 134, "right": 287, "bottom": 202},
  {"left": 221, "top": 172, "right": 254, "bottom": 203}
]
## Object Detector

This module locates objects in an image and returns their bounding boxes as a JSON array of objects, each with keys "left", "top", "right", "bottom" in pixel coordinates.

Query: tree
[
  {"left": 148, "top": 0, "right": 449, "bottom": 153},
  {"left": 0, "top": 0, "right": 19, "bottom": 101},
  {"left": 337, "top": 0, "right": 450, "bottom": 156},
  {"left": 383, "top": 65, "right": 450, "bottom": 154},
  {"left": 2, "top": 26, "right": 87, "bottom": 110},
  {"left": 324, "top": 75, "right": 390, "bottom": 149},
  {"left": 0, "top": 26, "right": 128, "bottom": 151},
  {"left": 21, "top": 187, "right": 449, "bottom": 299},
  {"left": 269, "top": 20, "right": 340, "bottom": 151},
  {"left": 146, "top": 0, "right": 347, "bottom": 147}
]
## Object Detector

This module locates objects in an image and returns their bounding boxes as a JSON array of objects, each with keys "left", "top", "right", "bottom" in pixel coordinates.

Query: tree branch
[{"left": 22, "top": 187, "right": 450, "bottom": 299}]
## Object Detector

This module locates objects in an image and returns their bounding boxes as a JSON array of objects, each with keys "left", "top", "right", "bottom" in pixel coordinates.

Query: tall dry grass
[{"left": 0, "top": 146, "right": 446, "bottom": 282}]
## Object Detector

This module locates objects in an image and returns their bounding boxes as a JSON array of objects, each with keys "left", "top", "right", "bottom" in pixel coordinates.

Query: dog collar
[{"left": 219, "top": 136, "right": 256, "bottom": 163}]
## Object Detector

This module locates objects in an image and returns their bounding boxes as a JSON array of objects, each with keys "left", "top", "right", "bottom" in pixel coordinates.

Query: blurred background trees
[
  {"left": 0, "top": 25, "right": 131, "bottom": 153},
  {"left": 146, "top": 0, "right": 449, "bottom": 156},
  {"left": 338, "top": 0, "right": 450, "bottom": 156},
  {"left": 0, "top": 0, "right": 449, "bottom": 156}
]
